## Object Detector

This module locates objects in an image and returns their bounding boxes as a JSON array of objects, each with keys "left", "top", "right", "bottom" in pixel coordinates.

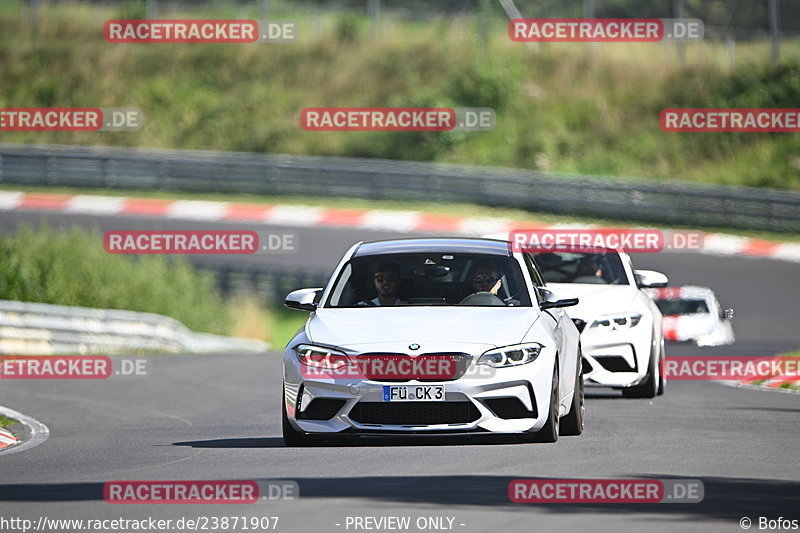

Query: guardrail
[
  {"left": 203, "top": 264, "right": 330, "bottom": 306},
  {"left": 0, "top": 300, "right": 269, "bottom": 355},
  {"left": 1, "top": 143, "right": 799, "bottom": 233}
]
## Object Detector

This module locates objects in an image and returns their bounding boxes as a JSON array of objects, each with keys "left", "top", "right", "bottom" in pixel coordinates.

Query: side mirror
[
  {"left": 285, "top": 288, "right": 323, "bottom": 312},
  {"left": 634, "top": 269, "right": 669, "bottom": 288},
  {"left": 720, "top": 308, "right": 734, "bottom": 321},
  {"left": 539, "top": 288, "right": 579, "bottom": 310}
]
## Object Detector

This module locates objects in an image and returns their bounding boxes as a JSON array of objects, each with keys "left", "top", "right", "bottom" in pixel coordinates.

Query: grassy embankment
[{"left": 0, "top": 3, "right": 799, "bottom": 189}]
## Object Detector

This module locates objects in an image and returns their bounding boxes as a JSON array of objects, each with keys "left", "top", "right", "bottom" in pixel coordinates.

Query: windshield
[
  {"left": 532, "top": 252, "right": 629, "bottom": 285},
  {"left": 325, "top": 253, "right": 531, "bottom": 307},
  {"left": 654, "top": 299, "right": 710, "bottom": 316}
]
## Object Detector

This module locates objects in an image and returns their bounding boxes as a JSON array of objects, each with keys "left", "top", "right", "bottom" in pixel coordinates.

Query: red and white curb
[
  {"left": 2, "top": 191, "right": 800, "bottom": 263},
  {"left": 733, "top": 377, "right": 800, "bottom": 394},
  {"left": 0, "top": 406, "right": 49, "bottom": 455},
  {"left": 0, "top": 427, "right": 19, "bottom": 449}
]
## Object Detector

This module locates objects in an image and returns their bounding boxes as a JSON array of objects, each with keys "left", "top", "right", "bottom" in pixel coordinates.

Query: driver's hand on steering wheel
[{"left": 488, "top": 279, "right": 501, "bottom": 295}]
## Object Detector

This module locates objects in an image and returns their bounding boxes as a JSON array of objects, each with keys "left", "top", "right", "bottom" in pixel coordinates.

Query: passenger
[{"left": 472, "top": 265, "right": 502, "bottom": 295}]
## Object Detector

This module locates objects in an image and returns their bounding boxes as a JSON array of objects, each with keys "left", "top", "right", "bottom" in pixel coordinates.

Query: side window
[{"left": 523, "top": 253, "right": 545, "bottom": 301}]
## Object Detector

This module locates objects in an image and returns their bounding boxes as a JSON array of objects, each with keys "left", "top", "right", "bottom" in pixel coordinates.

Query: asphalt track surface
[{"left": 1, "top": 210, "right": 799, "bottom": 533}]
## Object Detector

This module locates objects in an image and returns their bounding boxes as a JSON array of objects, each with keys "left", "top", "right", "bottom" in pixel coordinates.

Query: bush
[{"left": 0, "top": 224, "right": 231, "bottom": 334}]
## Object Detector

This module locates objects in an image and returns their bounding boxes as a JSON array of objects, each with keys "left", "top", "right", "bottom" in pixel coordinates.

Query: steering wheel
[{"left": 458, "top": 291, "right": 506, "bottom": 306}]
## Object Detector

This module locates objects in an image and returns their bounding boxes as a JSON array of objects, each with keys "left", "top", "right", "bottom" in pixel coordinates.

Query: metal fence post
[
  {"left": 726, "top": 33, "right": 736, "bottom": 68},
  {"left": 368, "top": 0, "right": 380, "bottom": 40},
  {"left": 769, "top": 0, "right": 780, "bottom": 65},
  {"left": 674, "top": 0, "right": 686, "bottom": 65},
  {"left": 584, "top": 0, "right": 598, "bottom": 55},
  {"left": 147, "top": 0, "right": 158, "bottom": 20}
]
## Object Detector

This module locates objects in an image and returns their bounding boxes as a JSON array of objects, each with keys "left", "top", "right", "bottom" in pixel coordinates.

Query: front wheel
[
  {"left": 560, "top": 350, "right": 584, "bottom": 436},
  {"left": 282, "top": 389, "right": 315, "bottom": 447},
  {"left": 523, "top": 364, "right": 560, "bottom": 443},
  {"left": 657, "top": 340, "right": 667, "bottom": 396},
  {"left": 622, "top": 343, "right": 658, "bottom": 399}
]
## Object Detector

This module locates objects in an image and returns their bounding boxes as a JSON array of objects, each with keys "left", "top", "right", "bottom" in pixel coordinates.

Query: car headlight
[
  {"left": 294, "top": 344, "right": 351, "bottom": 369},
  {"left": 590, "top": 313, "right": 642, "bottom": 331},
  {"left": 477, "top": 343, "right": 543, "bottom": 367}
]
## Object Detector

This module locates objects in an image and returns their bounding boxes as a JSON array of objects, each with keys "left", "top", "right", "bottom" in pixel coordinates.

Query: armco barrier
[
  {"left": 0, "top": 300, "right": 268, "bottom": 355},
  {"left": 1, "top": 143, "right": 799, "bottom": 233},
  {"left": 206, "top": 264, "right": 330, "bottom": 306}
]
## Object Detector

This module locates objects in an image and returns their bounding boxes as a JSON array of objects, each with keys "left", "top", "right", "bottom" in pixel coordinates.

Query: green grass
[
  {"left": 267, "top": 308, "right": 308, "bottom": 350},
  {"left": 1, "top": 3, "right": 800, "bottom": 189},
  {"left": 0, "top": 415, "right": 17, "bottom": 428}
]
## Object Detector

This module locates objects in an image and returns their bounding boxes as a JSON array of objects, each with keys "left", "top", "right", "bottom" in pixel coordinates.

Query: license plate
[{"left": 383, "top": 385, "right": 445, "bottom": 402}]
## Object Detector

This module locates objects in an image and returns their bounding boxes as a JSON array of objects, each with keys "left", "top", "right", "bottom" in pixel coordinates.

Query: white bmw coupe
[
  {"left": 533, "top": 249, "right": 668, "bottom": 398},
  {"left": 282, "top": 238, "right": 584, "bottom": 445}
]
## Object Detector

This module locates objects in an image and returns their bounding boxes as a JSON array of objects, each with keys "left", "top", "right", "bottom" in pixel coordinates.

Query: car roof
[{"left": 353, "top": 237, "right": 512, "bottom": 257}]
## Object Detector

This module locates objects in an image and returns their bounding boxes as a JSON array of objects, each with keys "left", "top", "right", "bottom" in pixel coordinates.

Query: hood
[
  {"left": 548, "top": 283, "right": 638, "bottom": 319},
  {"left": 307, "top": 307, "right": 539, "bottom": 350}
]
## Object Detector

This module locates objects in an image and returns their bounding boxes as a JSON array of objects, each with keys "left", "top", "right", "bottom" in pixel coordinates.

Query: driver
[
  {"left": 363, "top": 262, "right": 407, "bottom": 306},
  {"left": 575, "top": 255, "right": 604, "bottom": 279},
  {"left": 575, "top": 255, "right": 609, "bottom": 282}
]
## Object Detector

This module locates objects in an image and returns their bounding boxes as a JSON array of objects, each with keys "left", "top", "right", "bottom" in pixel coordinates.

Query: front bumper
[
  {"left": 283, "top": 349, "right": 556, "bottom": 435},
  {"left": 579, "top": 325, "right": 652, "bottom": 388}
]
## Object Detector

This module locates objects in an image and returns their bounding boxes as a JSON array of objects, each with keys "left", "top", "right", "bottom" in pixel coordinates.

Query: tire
[
  {"left": 622, "top": 340, "right": 658, "bottom": 399},
  {"left": 657, "top": 339, "right": 667, "bottom": 396},
  {"left": 560, "top": 349, "right": 584, "bottom": 436},
  {"left": 282, "top": 389, "right": 315, "bottom": 447},
  {"left": 524, "top": 364, "right": 560, "bottom": 443}
]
